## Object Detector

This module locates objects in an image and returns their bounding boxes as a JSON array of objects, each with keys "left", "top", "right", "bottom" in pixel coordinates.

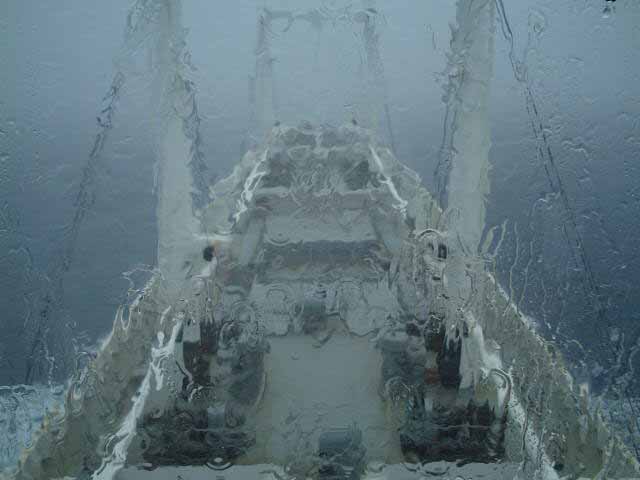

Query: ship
[{"left": 7, "top": 1, "right": 640, "bottom": 479}]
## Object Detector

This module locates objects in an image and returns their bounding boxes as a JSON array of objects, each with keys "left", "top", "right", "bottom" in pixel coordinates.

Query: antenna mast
[{"left": 247, "top": 3, "right": 396, "bottom": 152}]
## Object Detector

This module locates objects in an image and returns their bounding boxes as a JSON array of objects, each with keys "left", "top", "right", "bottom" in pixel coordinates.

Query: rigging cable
[
  {"left": 24, "top": 0, "right": 181, "bottom": 384},
  {"left": 494, "top": 0, "right": 639, "bottom": 458}
]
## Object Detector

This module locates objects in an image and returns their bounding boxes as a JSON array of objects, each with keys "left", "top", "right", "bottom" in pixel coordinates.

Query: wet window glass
[{"left": 1, "top": 1, "right": 639, "bottom": 479}]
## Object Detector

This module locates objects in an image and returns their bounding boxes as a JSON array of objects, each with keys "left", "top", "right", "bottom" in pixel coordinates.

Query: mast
[
  {"left": 247, "top": 4, "right": 397, "bottom": 152},
  {"left": 437, "top": 0, "right": 496, "bottom": 325},
  {"left": 248, "top": 8, "right": 291, "bottom": 147},
  {"left": 154, "top": 0, "right": 209, "bottom": 298},
  {"left": 357, "top": 2, "right": 397, "bottom": 154}
]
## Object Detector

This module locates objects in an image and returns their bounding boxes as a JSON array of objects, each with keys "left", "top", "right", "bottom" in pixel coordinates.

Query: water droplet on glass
[
  {"left": 528, "top": 9, "right": 547, "bottom": 37},
  {"left": 365, "top": 460, "right": 385, "bottom": 474},
  {"left": 206, "top": 457, "right": 233, "bottom": 471}
]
